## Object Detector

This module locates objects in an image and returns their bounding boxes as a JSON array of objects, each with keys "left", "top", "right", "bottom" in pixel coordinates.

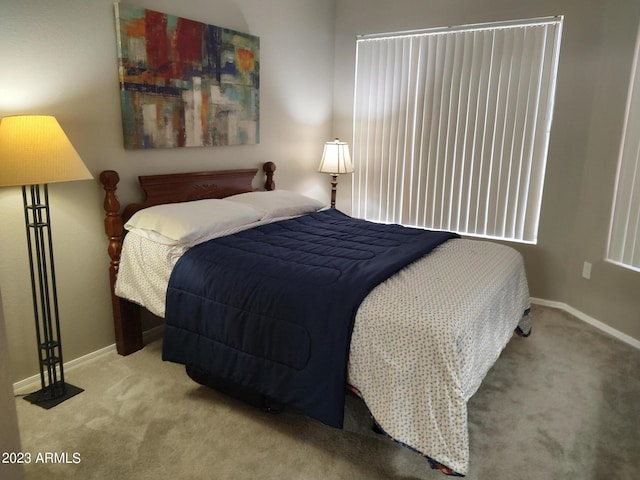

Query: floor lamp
[
  {"left": 318, "top": 138, "right": 354, "bottom": 209},
  {"left": 0, "top": 115, "right": 92, "bottom": 409}
]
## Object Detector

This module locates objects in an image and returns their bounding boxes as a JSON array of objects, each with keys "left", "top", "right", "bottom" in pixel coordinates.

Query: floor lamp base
[{"left": 24, "top": 382, "right": 83, "bottom": 409}]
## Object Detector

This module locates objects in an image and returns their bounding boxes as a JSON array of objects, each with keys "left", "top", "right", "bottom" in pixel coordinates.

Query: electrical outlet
[{"left": 582, "top": 261, "right": 592, "bottom": 280}]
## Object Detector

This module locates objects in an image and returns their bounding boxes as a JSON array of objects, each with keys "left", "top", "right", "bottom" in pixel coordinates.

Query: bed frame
[{"left": 99, "top": 162, "right": 277, "bottom": 356}]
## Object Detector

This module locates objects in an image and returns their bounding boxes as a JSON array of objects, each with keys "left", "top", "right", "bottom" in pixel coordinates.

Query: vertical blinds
[
  {"left": 352, "top": 18, "right": 563, "bottom": 243},
  {"left": 607, "top": 24, "right": 640, "bottom": 272}
]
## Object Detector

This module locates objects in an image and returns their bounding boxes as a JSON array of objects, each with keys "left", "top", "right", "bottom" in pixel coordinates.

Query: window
[
  {"left": 352, "top": 17, "right": 563, "bottom": 243},
  {"left": 607, "top": 23, "right": 640, "bottom": 272}
]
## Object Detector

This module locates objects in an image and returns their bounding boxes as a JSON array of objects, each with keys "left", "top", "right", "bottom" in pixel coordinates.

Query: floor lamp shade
[
  {"left": 0, "top": 115, "right": 92, "bottom": 186},
  {"left": 0, "top": 115, "right": 92, "bottom": 408}
]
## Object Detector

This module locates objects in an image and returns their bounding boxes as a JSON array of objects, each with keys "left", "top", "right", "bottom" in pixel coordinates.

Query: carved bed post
[
  {"left": 99, "top": 170, "right": 143, "bottom": 355},
  {"left": 263, "top": 161, "right": 276, "bottom": 191}
]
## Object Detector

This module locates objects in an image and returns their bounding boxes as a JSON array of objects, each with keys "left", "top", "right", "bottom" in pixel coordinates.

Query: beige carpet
[{"left": 14, "top": 305, "right": 640, "bottom": 479}]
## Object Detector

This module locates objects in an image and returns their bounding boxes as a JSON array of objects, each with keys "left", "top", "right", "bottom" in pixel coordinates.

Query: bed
[{"left": 99, "top": 162, "right": 531, "bottom": 476}]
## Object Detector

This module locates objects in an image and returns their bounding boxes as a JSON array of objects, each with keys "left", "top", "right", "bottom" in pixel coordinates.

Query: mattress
[{"left": 115, "top": 219, "right": 530, "bottom": 475}]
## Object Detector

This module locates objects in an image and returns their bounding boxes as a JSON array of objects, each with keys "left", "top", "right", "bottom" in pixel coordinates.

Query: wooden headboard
[{"left": 98, "top": 161, "right": 276, "bottom": 355}]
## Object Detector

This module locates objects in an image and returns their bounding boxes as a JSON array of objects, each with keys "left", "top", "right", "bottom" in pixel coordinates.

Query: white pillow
[
  {"left": 226, "top": 190, "right": 325, "bottom": 219},
  {"left": 125, "top": 198, "right": 263, "bottom": 245}
]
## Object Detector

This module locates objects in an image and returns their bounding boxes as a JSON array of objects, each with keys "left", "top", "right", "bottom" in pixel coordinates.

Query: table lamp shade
[
  {"left": 318, "top": 138, "right": 354, "bottom": 175},
  {"left": 0, "top": 115, "right": 92, "bottom": 187}
]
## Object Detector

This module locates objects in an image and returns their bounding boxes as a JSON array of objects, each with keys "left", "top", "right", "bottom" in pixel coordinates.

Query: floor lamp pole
[{"left": 22, "top": 184, "right": 83, "bottom": 409}]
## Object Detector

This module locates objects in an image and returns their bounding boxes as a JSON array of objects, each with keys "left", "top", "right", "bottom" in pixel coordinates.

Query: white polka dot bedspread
[
  {"left": 116, "top": 229, "right": 530, "bottom": 475},
  {"left": 348, "top": 237, "right": 530, "bottom": 475}
]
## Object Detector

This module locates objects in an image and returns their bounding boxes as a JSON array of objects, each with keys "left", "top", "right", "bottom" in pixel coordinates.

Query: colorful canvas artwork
[{"left": 114, "top": 3, "right": 259, "bottom": 149}]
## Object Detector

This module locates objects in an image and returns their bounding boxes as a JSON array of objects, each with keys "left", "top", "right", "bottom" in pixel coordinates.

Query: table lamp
[{"left": 318, "top": 138, "right": 354, "bottom": 208}]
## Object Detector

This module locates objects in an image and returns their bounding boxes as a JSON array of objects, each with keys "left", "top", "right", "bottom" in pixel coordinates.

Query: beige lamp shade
[
  {"left": 0, "top": 115, "right": 92, "bottom": 187},
  {"left": 318, "top": 138, "right": 354, "bottom": 175}
]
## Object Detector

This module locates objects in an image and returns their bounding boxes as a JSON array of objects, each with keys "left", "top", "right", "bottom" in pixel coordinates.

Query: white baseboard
[
  {"left": 13, "top": 325, "right": 164, "bottom": 395},
  {"left": 530, "top": 297, "right": 640, "bottom": 350},
  {"left": 13, "top": 344, "right": 115, "bottom": 396}
]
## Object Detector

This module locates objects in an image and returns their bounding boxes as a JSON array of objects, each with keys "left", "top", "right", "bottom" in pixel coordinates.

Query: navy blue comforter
[{"left": 162, "top": 209, "right": 458, "bottom": 428}]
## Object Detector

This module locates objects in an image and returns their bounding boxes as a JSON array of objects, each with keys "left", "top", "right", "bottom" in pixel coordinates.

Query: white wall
[{"left": 0, "top": 0, "right": 337, "bottom": 382}]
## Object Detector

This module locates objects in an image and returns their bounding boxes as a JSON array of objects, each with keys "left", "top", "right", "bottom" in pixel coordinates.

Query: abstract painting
[{"left": 114, "top": 3, "right": 259, "bottom": 149}]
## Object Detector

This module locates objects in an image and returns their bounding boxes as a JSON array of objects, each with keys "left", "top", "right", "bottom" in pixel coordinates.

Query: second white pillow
[{"left": 226, "top": 190, "right": 325, "bottom": 219}]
